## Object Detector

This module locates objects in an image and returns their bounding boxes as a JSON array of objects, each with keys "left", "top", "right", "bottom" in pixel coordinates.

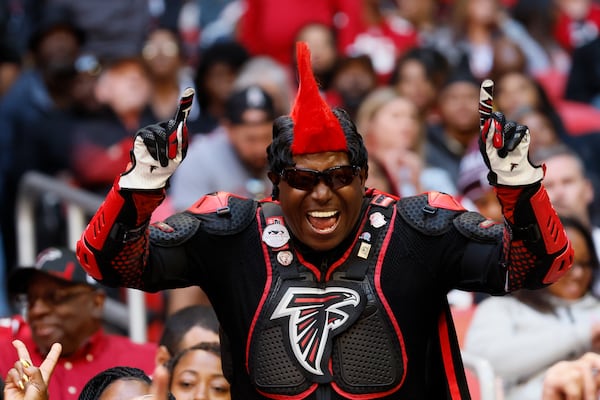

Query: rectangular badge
[{"left": 357, "top": 242, "right": 371, "bottom": 259}]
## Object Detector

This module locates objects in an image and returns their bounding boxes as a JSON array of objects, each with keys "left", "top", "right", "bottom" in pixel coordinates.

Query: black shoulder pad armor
[
  {"left": 187, "top": 192, "right": 257, "bottom": 235},
  {"left": 397, "top": 192, "right": 464, "bottom": 236},
  {"left": 453, "top": 212, "right": 504, "bottom": 243},
  {"left": 150, "top": 213, "right": 201, "bottom": 247}
]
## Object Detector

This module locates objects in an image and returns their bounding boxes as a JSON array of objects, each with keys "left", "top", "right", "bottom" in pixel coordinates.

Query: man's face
[
  {"left": 439, "top": 82, "right": 480, "bottom": 139},
  {"left": 227, "top": 109, "right": 273, "bottom": 174},
  {"left": 37, "top": 28, "right": 80, "bottom": 74},
  {"left": 542, "top": 154, "right": 593, "bottom": 223},
  {"left": 278, "top": 152, "right": 366, "bottom": 251},
  {"left": 26, "top": 274, "right": 104, "bottom": 356}
]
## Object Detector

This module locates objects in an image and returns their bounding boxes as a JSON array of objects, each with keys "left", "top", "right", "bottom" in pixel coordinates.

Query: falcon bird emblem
[{"left": 271, "top": 286, "right": 362, "bottom": 376}]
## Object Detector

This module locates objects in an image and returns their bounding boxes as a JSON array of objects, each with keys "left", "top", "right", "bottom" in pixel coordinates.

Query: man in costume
[{"left": 73, "top": 42, "right": 572, "bottom": 399}]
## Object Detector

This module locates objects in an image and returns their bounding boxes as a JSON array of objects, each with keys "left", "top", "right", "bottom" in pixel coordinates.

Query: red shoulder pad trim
[
  {"left": 369, "top": 188, "right": 400, "bottom": 204},
  {"left": 188, "top": 191, "right": 245, "bottom": 214},
  {"left": 427, "top": 191, "right": 465, "bottom": 211}
]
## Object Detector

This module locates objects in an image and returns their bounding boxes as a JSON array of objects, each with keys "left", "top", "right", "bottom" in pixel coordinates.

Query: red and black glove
[
  {"left": 478, "top": 79, "right": 544, "bottom": 188},
  {"left": 119, "top": 87, "right": 194, "bottom": 190}
]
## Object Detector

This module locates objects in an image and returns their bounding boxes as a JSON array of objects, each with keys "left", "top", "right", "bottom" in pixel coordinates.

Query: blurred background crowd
[{"left": 1, "top": 0, "right": 600, "bottom": 398}]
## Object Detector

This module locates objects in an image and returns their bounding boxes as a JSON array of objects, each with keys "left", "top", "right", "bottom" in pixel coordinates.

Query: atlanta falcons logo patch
[{"left": 270, "top": 286, "right": 363, "bottom": 376}]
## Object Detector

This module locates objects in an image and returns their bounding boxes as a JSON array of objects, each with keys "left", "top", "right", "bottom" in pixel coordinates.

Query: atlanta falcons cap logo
[{"left": 270, "top": 286, "right": 364, "bottom": 377}]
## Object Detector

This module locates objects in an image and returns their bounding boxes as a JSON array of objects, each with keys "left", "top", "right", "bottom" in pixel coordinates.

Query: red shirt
[
  {"left": 0, "top": 325, "right": 157, "bottom": 400},
  {"left": 238, "top": 0, "right": 362, "bottom": 65},
  {"left": 554, "top": 3, "right": 600, "bottom": 52}
]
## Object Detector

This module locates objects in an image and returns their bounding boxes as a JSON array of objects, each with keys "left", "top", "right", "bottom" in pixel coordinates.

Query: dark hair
[
  {"left": 159, "top": 305, "right": 219, "bottom": 356},
  {"left": 389, "top": 47, "right": 450, "bottom": 89},
  {"left": 513, "top": 215, "right": 599, "bottom": 313},
  {"left": 194, "top": 41, "right": 249, "bottom": 108},
  {"left": 78, "top": 366, "right": 150, "bottom": 400},
  {"left": 166, "top": 342, "right": 221, "bottom": 386}
]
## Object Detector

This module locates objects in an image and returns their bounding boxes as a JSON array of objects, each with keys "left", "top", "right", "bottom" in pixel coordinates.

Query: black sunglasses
[{"left": 280, "top": 165, "right": 361, "bottom": 191}]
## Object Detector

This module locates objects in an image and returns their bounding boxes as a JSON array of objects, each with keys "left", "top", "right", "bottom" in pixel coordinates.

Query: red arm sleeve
[
  {"left": 497, "top": 183, "right": 574, "bottom": 291},
  {"left": 76, "top": 180, "right": 165, "bottom": 287}
]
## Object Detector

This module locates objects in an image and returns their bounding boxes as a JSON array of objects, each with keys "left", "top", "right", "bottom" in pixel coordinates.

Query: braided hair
[{"left": 78, "top": 366, "right": 151, "bottom": 400}]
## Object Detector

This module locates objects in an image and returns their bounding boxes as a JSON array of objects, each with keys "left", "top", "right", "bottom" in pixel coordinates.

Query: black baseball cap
[
  {"left": 224, "top": 85, "right": 276, "bottom": 125},
  {"left": 9, "top": 247, "right": 98, "bottom": 295}
]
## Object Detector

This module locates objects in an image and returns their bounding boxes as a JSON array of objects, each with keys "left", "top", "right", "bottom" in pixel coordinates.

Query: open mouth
[{"left": 307, "top": 210, "right": 340, "bottom": 234}]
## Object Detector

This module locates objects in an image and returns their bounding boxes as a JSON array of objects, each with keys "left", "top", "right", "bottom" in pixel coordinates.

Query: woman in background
[
  {"left": 168, "top": 342, "right": 230, "bottom": 400},
  {"left": 465, "top": 216, "right": 600, "bottom": 400}
]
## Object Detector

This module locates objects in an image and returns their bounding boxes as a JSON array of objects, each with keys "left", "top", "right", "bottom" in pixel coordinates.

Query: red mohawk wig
[{"left": 290, "top": 42, "right": 347, "bottom": 155}]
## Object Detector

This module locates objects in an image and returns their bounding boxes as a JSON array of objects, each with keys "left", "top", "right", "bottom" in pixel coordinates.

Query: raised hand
[
  {"left": 542, "top": 352, "right": 600, "bottom": 400},
  {"left": 119, "top": 87, "right": 195, "bottom": 190},
  {"left": 4, "top": 340, "right": 62, "bottom": 400},
  {"left": 478, "top": 79, "right": 544, "bottom": 187}
]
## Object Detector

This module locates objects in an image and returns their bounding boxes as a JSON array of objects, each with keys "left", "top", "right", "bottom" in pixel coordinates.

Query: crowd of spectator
[{"left": 1, "top": 0, "right": 600, "bottom": 398}]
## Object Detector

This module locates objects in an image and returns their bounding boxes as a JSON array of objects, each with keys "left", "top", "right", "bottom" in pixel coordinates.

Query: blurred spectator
[
  {"left": 356, "top": 87, "right": 456, "bottom": 197},
  {"left": 488, "top": 35, "right": 527, "bottom": 81},
  {"left": 532, "top": 145, "right": 600, "bottom": 262},
  {"left": 389, "top": 46, "right": 450, "bottom": 126},
  {"left": 0, "top": 39, "right": 21, "bottom": 98},
  {"left": 457, "top": 140, "right": 502, "bottom": 222},
  {"left": 0, "top": 3, "right": 83, "bottom": 271},
  {"left": 44, "top": 0, "right": 150, "bottom": 60},
  {"left": 0, "top": 247, "right": 156, "bottom": 400},
  {"left": 190, "top": 41, "right": 249, "bottom": 135},
  {"left": 142, "top": 27, "right": 199, "bottom": 123},
  {"left": 170, "top": 85, "right": 276, "bottom": 210},
  {"left": 565, "top": 35, "right": 600, "bottom": 109},
  {"left": 70, "top": 56, "right": 156, "bottom": 194},
  {"left": 0, "top": 0, "right": 39, "bottom": 57},
  {"left": 510, "top": 0, "right": 571, "bottom": 77},
  {"left": 394, "top": 0, "right": 446, "bottom": 46},
  {"left": 425, "top": 68, "right": 481, "bottom": 184},
  {"left": 344, "top": 0, "right": 418, "bottom": 82},
  {"left": 514, "top": 107, "right": 563, "bottom": 156},
  {"left": 238, "top": 0, "right": 361, "bottom": 66},
  {"left": 465, "top": 216, "right": 600, "bottom": 400},
  {"left": 4, "top": 54, "right": 104, "bottom": 258},
  {"left": 232, "top": 56, "right": 293, "bottom": 115},
  {"left": 167, "top": 342, "right": 230, "bottom": 400},
  {"left": 157, "top": 305, "right": 219, "bottom": 365},
  {"left": 495, "top": 71, "right": 600, "bottom": 172},
  {"left": 294, "top": 23, "right": 339, "bottom": 92},
  {"left": 325, "top": 54, "right": 378, "bottom": 121},
  {"left": 434, "top": 0, "right": 544, "bottom": 81},
  {"left": 78, "top": 366, "right": 151, "bottom": 400},
  {"left": 554, "top": 0, "right": 600, "bottom": 53},
  {"left": 493, "top": 71, "right": 569, "bottom": 137}
]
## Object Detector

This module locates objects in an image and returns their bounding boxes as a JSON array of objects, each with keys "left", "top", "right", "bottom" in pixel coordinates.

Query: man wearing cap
[
  {"left": 170, "top": 84, "right": 277, "bottom": 210},
  {"left": 75, "top": 42, "right": 572, "bottom": 398},
  {"left": 0, "top": 247, "right": 156, "bottom": 400}
]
